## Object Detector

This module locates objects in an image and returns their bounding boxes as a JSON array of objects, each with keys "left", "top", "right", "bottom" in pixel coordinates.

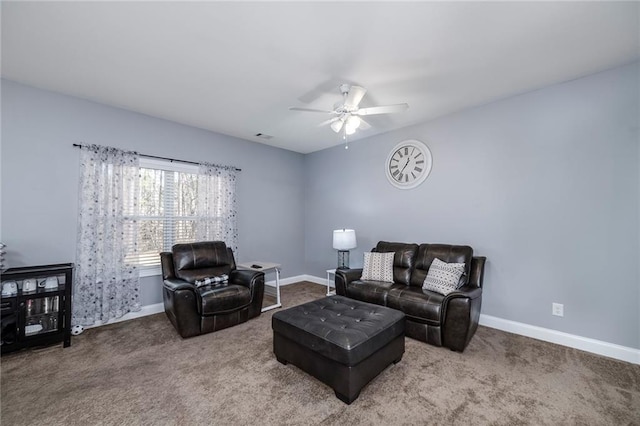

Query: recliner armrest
[
  {"left": 230, "top": 269, "right": 265, "bottom": 319},
  {"left": 335, "top": 268, "right": 363, "bottom": 296},
  {"left": 160, "top": 252, "right": 176, "bottom": 280},
  {"left": 163, "top": 278, "right": 196, "bottom": 292},
  {"left": 230, "top": 269, "right": 264, "bottom": 291}
]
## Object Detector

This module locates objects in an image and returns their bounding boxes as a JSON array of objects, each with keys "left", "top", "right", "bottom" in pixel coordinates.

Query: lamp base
[{"left": 337, "top": 250, "right": 350, "bottom": 270}]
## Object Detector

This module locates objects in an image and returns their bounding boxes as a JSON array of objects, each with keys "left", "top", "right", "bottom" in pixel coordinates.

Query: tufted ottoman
[{"left": 272, "top": 295, "right": 405, "bottom": 404}]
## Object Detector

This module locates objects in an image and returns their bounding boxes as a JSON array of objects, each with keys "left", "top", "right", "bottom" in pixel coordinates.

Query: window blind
[{"left": 137, "top": 160, "right": 200, "bottom": 268}]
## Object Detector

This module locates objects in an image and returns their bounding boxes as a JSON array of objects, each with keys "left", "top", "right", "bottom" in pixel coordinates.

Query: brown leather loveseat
[
  {"left": 160, "top": 241, "right": 265, "bottom": 338},
  {"left": 335, "top": 241, "right": 486, "bottom": 352}
]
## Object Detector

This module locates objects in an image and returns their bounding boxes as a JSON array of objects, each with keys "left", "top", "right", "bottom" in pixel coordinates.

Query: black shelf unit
[{"left": 1, "top": 263, "right": 73, "bottom": 354}]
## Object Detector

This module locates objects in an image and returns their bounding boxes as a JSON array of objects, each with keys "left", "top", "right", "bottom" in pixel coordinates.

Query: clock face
[{"left": 385, "top": 140, "right": 432, "bottom": 189}]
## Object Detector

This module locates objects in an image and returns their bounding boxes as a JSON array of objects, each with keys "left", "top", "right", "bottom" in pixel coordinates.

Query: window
[
  {"left": 135, "top": 158, "right": 238, "bottom": 273},
  {"left": 137, "top": 159, "right": 198, "bottom": 268}
]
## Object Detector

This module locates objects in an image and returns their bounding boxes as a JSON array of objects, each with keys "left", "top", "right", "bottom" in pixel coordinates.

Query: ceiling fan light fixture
[
  {"left": 290, "top": 83, "right": 409, "bottom": 137},
  {"left": 330, "top": 119, "right": 344, "bottom": 133},
  {"left": 345, "top": 115, "right": 360, "bottom": 135}
]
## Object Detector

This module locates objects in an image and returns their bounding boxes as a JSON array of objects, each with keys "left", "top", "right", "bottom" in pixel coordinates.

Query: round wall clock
[{"left": 385, "top": 139, "right": 433, "bottom": 189}]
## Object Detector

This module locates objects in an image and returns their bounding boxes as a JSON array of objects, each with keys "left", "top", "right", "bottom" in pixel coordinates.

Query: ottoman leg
[
  {"left": 335, "top": 390, "right": 360, "bottom": 405},
  {"left": 276, "top": 356, "right": 288, "bottom": 365}
]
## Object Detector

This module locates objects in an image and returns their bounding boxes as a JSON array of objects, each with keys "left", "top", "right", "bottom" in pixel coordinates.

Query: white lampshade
[{"left": 333, "top": 229, "right": 357, "bottom": 250}]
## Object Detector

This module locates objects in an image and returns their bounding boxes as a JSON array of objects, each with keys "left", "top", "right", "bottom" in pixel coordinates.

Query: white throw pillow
[
  {"left": 361, "top": 252, "right": 394, "bottom": 282},
  {"left": 422, "top": 258, "right": 465, "bottom": 295}
]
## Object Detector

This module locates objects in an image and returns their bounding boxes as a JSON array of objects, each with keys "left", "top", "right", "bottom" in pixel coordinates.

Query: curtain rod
[{"left": 72, "top": 143, "right": 241, "bottom": 171}]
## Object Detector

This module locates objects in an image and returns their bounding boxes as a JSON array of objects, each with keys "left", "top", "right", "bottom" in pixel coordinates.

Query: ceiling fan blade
[
  {"left": 318, "top": 117, "right": 340, "bottom": 127},
  {"left": 354, "top": 103, "right": 409, "bottom": 116},
  {"left": 344, "top": 86, "right": 367, "bottom": 109},
  {"left": 358, "top": 118, "right": 372, "bottom": 130},
  {"left": 289, "top": 107, "right": 334, "bottom": 114}
]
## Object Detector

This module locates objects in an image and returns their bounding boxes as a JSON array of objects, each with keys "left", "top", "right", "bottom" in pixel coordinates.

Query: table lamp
[{"left": 333, "top": 229, "right": 357, "bottom": 270}]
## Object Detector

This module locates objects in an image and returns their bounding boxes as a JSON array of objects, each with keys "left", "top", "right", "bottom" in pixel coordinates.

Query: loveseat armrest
[
  {"left": 335, "top": 268, "right": 363, "bottom": 296},
  {"left": 445, "top": 285, "right": 482, "bottom": 301},
  {"left": 442, "top": 285, "right": 483, "bottom": 352},
  {"left": 469, "top": 256, "right": 486, "bottom": 288}
]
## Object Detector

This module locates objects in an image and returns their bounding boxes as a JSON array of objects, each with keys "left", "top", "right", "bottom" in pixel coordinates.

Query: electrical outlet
[{"left": 552, "top": 303, "right": 564, "bottom": 317}]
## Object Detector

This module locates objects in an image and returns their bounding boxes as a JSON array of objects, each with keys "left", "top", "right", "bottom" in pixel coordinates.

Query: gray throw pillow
[
  {"left": 422, "top": 258, "right": 465, "bottom": 295},
  {"left": 361, "top": 252, "right": 394, "bottom": 282}
]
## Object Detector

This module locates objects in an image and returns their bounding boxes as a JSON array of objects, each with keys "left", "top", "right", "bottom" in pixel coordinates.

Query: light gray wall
[
  {"left": 3, "top": 63, "right": 638, "bottom": 349},
  {"left": 304, "top": 62, "right": 639, "bottom": 349},
  {"left": 1, "top": 80, "right": 306, "bottom": 306}
]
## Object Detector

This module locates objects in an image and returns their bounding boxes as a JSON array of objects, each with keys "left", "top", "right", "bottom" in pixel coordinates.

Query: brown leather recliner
[
  {"left": 160, "top": 241, "right": 265, "bottom": 338},
  {"left": 335, "top": 241, "right": 486, "bottom": 352}
]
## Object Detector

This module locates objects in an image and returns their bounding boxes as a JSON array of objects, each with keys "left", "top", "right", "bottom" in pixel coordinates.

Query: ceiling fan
[{"left": 290, "top": 84, "right": 409, "bottom": 136}]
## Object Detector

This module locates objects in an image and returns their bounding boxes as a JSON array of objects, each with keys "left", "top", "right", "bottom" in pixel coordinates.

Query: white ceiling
[{"left": 2, "top": 1, "right": 638, "bottom": 154}]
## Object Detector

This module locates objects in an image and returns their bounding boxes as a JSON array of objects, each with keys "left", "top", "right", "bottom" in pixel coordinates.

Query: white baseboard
[
  {"left": 84, "top": 303, "right": 164, "bottom": 329},
  {"left": 479, "top": 314, "right": 639, "bottom": 365},
  {"left": 264, "top": 274, "right": 326, "bottom": 297},
  {"left": 86, "top": 278, "right": 639, "bottom": 365},
  {"left": 290, "top": 278, "right": 640, "bottom": 364},
  {"left": 264, "top": 274, "right": 325, "bottom": 287}
]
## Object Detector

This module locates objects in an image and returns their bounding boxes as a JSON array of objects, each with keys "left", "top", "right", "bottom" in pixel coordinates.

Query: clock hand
[
  {"left": 403, "top": 148, "right": 416, "bottom": 174},
  {"left": 399, "top": 157, "right": 410, "bottom": 174}
]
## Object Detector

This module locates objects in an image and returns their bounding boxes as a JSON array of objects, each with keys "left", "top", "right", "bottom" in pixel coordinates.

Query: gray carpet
[{"left": 1, "top": 282, "right": 639, "bottom": 425}]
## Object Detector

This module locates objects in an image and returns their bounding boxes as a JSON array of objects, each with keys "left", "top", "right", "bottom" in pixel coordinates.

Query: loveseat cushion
[
  {"left": 386, "top": 285, "right": 444, "bottom": 325},
  {"left": 197, "top": 284, "right": 251, "bottom": 315},
  {"left": 374, "top": 241, "right": 419, "bottom": 286},
  {"left": 410, "top": 244, "right": 473, "bottom": 288},
  {"left": 346, "top": 280, "right": 395, "bottom": 306}
]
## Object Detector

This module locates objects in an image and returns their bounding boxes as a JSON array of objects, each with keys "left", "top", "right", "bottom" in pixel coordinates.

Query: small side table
[
  {"left": 237, "top": 262, "right": 281, "bottom": 312},
  {"left": 326, "top": 269, "right": 336, "bottom": 296}
]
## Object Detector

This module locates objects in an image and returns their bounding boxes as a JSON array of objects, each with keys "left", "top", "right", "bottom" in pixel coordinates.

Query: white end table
[
  {"left": 326, "top": 269, "right": 336, "bottom": 296},
  {"left": 237, "top": 262, "right": 281, "bottom": 312}
]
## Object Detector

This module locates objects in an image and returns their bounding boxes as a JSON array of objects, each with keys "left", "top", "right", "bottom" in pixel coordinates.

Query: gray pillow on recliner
[{"left": 194, "top": 274, "right": 229, "bottom": 287}]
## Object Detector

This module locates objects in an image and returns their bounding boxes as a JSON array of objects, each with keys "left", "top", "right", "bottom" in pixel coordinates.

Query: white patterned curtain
[
  {"left": 195, "top": 163, "right": 238, "bottom": 254},
  {"left": 73, "top": 144, "right": 141, "bottom": 326}
]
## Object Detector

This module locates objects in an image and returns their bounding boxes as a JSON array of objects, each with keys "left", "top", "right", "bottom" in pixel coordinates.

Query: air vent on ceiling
[{"left": 255, "top": 133, "right": 273, "bottom": 140}]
